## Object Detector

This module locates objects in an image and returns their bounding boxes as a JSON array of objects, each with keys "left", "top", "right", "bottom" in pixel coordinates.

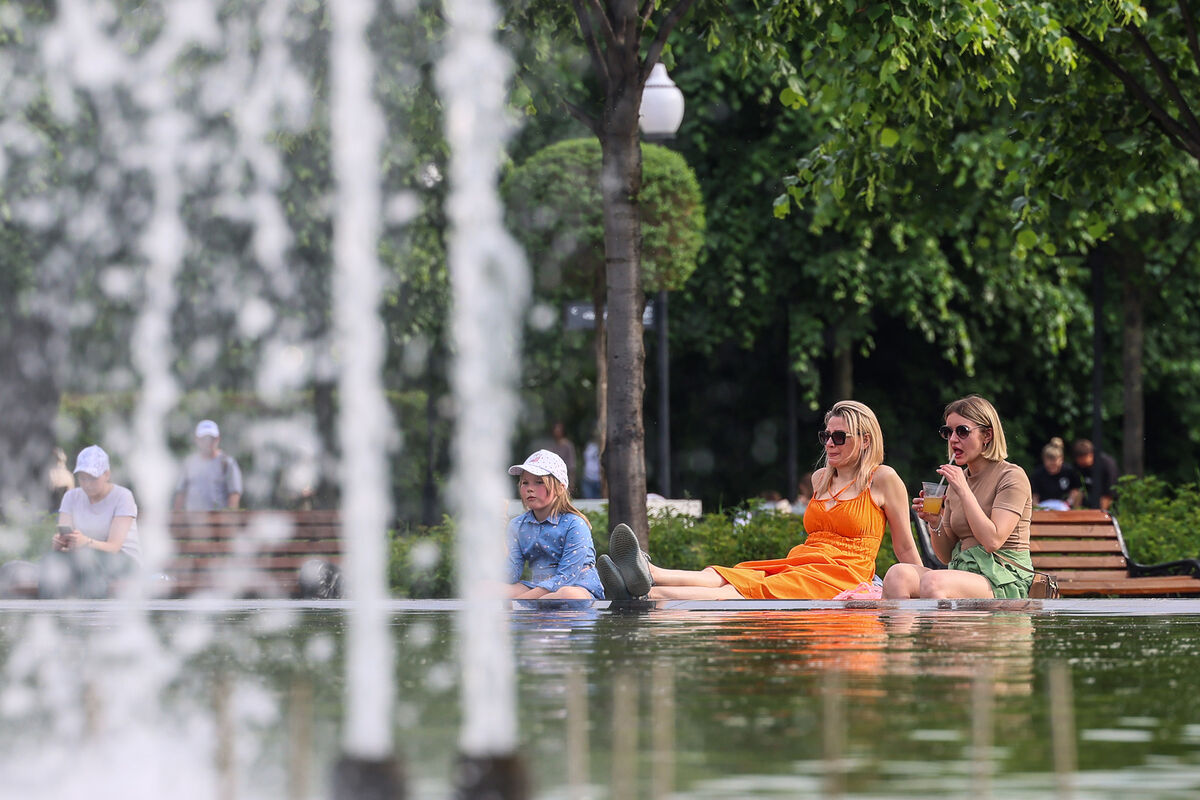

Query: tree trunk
[
  {"left": 1120, "top": 252, "right": 1145, "bottom": 477},
  {"left": 0, "top": 314, "right": 60, "bottom": 521},
  {"left": 592, "top": 268, "right": 608, "bottom": 497},
  {"left": 421, "top": 367, "right": 440, "bottom": 526},
  {"left": 312, "top": 379, "right": 340, "bottom": 509},
  {"left": 832, "top": 342, "right": 853, "bottom": 403},
  {"left": 601, "top": 81, "right": 649, "bottom": 546},
  {"left": 569, "top": 0, "right": 699, "bottom": 547}
]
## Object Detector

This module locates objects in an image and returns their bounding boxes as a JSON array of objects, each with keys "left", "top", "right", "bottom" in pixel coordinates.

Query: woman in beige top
[{"left": 882, "top": 395, "right": 1034, "bottom": 599}]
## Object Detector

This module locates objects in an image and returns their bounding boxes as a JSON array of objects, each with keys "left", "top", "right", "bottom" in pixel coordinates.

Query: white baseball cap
[
  {"left": 73, "top": 445, "right": 110, "bottom": 477},
  {"left": 508, "top": 449, "right": 569, "bottom": 488},
  {"left": 195, "top": 419, "right": 220, "bottom": 438}
]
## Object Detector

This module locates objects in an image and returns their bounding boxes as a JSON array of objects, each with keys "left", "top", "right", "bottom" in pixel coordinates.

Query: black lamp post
[{"left": 638, "top": 63, "right": 685, "bottom": 498}]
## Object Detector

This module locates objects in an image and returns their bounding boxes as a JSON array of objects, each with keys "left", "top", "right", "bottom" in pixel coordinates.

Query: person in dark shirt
[
  {"left": 1072, "top": 439, "right": 1119, "bottom": 511},
  {"left": 1030, "top": 437, "right": 1082, "bottom": 509}
]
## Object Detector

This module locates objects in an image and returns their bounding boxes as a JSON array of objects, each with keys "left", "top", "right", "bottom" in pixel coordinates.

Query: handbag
[{"left": 994, "top": 549, "right": 1061, "bottom": 600}]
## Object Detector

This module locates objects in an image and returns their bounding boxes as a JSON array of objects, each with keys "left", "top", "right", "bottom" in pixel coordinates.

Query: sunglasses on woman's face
[
  {"left": 818, "top": 430, "right": 850, "bottom": 446},
  {"left": 938, "top": 424, "right": 987, "bottom": 440}
]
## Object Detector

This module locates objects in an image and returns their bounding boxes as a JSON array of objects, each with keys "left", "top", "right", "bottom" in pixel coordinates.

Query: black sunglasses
[
  {"left": 938, "top": 424, "right": 989, "bottom": 440},
  {"left": 818, "top": 430, "right": 851, "bottom": 446}
]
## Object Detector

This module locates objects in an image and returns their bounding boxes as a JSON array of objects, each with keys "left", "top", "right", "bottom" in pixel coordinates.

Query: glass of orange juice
[{"left": 921, "top": 481, "right": 947, "bottom": 515}]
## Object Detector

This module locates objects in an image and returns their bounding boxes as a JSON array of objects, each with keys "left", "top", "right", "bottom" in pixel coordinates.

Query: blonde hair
[
  {"left": 521, "top": 473, "right": 593, "bottom": 530},
  {"left": 943, "top": 394, "right": 1007, "bottom": 461},
  {"left": 812, "top": 400, "right": 885, "bottom": 498},
  {"left": 1041, "top": 437, "right": 1065, "bottom": 461}
]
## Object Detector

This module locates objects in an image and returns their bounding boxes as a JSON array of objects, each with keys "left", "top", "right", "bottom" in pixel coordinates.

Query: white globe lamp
[{"left": 639, "top": 62, "right": 685, "bottom": 140}]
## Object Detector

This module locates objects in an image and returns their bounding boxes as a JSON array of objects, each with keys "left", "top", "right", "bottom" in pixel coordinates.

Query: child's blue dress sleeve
[
  {"left": 506, "top": 515, "right": 525, "bottom": 584},
  {"left": 533, "top": 514, "right": 597, "bottom": 593}
]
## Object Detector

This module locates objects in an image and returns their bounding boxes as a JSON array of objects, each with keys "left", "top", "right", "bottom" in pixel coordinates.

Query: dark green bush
[
  {"left": 389, "top": 517, "right": 456, "bottom": 598},
  {"left": 1113, "top": 475, "right": 1200, "bottom": 565},
  {"left": 634, "top": 509, "right": 806, "bottom": 570}
]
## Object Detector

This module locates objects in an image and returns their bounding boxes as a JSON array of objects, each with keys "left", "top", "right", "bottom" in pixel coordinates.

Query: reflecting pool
[{"left": 2, "top": 599, "right": 1200, "bottom": 799}]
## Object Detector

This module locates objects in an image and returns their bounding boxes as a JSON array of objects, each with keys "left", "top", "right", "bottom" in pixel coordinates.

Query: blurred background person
[
  {"left": 793, "top": 471, "right": 814, "bottom": 515},
  {"left": 47, "top": 446, "right": 74, "bottom": 513},
  {"left": 581, "top": 430, "right": 603, "bottom": 499},
  {"left": 1072, "top": 438, "right": 1118, "bottom": 511},
  {"left": 174, "top": 419, "right": 243, "bottom": 511},
  {"left": 1031, "top": 437, "right": 1082, "bottom": 510},
  {"left": 547, "top": 420, "right": 577, "bottom": 494}
]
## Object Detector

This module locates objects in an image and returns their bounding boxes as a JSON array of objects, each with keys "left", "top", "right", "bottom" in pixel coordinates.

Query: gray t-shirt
[
  {"left": 176, "top": 452, "right": 243, "bottom": 511},
  {"left": 59, "top": 485, "right": 141, "bottom": 563}
]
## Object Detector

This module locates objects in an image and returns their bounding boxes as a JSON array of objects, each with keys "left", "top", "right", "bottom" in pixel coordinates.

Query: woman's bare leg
[
  {"left": 917, "top": 569, "right": 994, "bottom": 599},
  {"left": 648, "top": 583, "right": 744, "bottom": 600},
  {"left": 881, "top": 563, "right": 928, "bottom": 599},
  {"left": 644, "top": 566, "right": 744, "bottom": 599},
  {"left": 649, "top": 564, "right": 727, "bottom": 588}
]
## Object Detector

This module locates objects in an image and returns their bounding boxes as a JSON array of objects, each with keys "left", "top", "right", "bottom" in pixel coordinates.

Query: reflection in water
[
  {"left": 565, "top": 665, "right": 589, "bottom": 800},
  {"left": 651, "top": 661, "right": 676, "bottom": 800},
  {"left": 507, "top": 607, "right": 1154, "bottom": 799},
  {"left": 4, "top": 605, "right": 1200, "bottom": 798},
  {"left": 1049, "top": 660, "right": 1077, "bottom": 799}
]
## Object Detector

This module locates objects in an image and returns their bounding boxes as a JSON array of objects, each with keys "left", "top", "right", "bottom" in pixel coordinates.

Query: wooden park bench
[
  {"left": 913, "top": 508, "right": 1200, "bottom": 597},
  {"left": 160, "top": 510, "right": 343, "bottom": 598}
]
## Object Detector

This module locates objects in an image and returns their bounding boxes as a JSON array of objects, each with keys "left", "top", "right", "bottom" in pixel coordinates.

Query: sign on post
[{"left": 564, "top": 302, "right": 656, "bottom": 330}]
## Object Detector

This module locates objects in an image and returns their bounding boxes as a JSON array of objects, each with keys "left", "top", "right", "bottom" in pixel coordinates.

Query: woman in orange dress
[{"left": 597, "top": 400, "right": 922, "bottom": 600}]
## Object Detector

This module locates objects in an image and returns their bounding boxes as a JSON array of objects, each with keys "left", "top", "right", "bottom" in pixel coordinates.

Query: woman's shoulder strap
[{"left": 866, "top": 464, "right": 882, "bottom": 486}]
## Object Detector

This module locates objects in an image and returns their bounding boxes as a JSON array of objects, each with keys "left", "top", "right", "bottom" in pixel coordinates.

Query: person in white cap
[
  {"left": 505, "top": 449, "right": 604, "bottom": 600},
  {"left": 174, "top": 419, "right": 243, "bottom": 511},
  {"left": 45, "top": 445, "right": 141, "bottom": 597}
]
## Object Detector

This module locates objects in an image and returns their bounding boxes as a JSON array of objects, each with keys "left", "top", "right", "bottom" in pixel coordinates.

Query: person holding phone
[{"left": 43, "top": 445, "right": 141, "bottom": 597}]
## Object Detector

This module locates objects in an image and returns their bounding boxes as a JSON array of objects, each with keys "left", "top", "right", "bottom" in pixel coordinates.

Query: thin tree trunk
[
  {"left": 593, "top": 270, "right": 608, "bottom": 496},
  {"left": 1120, "top": 252, "right": 1145, "bottom": 476},
  {"left": 832, "top": 343, "right": 853, "bottom": 402},
  {"left": 601, "top": 80, "right": 649, "bottom": 546},
  {"left": 569, "top": 0, "right": 699, "bottom": 547},
  {"left": 421, "top": 362, "right": 440, "bottom": 526}
]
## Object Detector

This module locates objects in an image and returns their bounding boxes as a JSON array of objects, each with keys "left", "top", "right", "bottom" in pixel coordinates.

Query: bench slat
[
  {"left": 170, "top": 527, "right": 342, "bottom": 541},
  {"left": 1033, "top": 556, "right": 1128, "bottom": 569},
  {"left": 1042, "top": 568, "right": 1131, "bottom": 579},
  {"left": 1030, "top": 539, "right": 1124, "bottom": 555},
  {"left": 174, "top": 541, "right": 343, "bottom": 556},
  {"left": 1029, "top": 525, "right": 1121, "bottom": 538},
  {"left": 1032, "top": 510, "right": 1113, "bottom": 524},
  {"left": 1057, "top": 576, "right": 1200, "bottom": 596},
  {"left": 167, "top": 555, "right": 342, "bottom": 572},
  {"left": 169, "top": 510, "right": 342, "bottom": 525}
]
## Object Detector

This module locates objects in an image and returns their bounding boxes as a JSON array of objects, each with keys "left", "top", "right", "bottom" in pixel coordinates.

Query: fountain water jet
[
  {"left": 328, "top": 0, "right": 402, "bottom": 797},
  {"left": 437, "top": 0, "right": 529, "bottom": 796}
]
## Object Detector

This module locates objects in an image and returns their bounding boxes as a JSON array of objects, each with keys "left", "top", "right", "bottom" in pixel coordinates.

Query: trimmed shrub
[
  {"left": 389, "top": 518, "right": 456, "bottom": 598},
  {"left": 1113, "top": 475, "right": 1200, "bottom": 566}
]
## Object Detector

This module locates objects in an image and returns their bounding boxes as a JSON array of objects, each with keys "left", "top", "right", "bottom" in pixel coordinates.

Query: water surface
[{"left": 2, "top": 599, "right": 1199, "bottom": 799}]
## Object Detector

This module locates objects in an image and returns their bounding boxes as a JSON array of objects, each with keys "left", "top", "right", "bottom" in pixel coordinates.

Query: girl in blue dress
[{"left": 506, "top": 449, "right": 604, "bottom": 599}]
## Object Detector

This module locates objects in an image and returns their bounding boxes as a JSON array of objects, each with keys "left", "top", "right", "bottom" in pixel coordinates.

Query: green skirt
[{"left": 947, "top": 544, "right": 1034, "bottom": 599}]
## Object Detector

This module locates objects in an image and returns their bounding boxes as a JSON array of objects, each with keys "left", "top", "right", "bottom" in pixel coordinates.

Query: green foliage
[
  {"left": 1113, "top": 475, "right": 1200, "bottom": 566},
  {"left": 389, "top": 518, "right": 456, "bottom": 598},
  {"left": 637, "top": 509, "right": 806, "bottom": 572},
  {"left": 0, "top": 515, "right": 55, "bottom": 564},
  {"left": 502, "top": 137, "right": 706, "bottom": 294}
]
